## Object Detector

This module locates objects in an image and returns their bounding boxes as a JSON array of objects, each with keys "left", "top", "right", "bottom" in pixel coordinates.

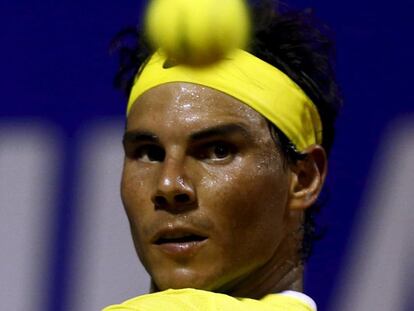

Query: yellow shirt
[{"left": 103, "top": 288, "right": 317, "bottom": 311}]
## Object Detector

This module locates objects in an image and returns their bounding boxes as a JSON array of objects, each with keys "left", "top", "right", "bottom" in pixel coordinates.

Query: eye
[
  {"left": 199, "top": 142, "right": 236, "bottom": 162},
  {"left": 211, "top": 143, "right": 231, "bottom": 159},
  {"left": 135, "top": 145, "right": 165, "bottom": 162}
]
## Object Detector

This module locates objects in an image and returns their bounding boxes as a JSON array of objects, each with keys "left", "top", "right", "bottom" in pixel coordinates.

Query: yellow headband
[{"left": 127, "top": 49, "right": 322, "bottom": 151}]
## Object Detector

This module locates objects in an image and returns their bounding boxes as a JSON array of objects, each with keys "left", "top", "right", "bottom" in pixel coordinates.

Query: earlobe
[{"left": 288, "top": 145, "right": 328, "bottom": 210}]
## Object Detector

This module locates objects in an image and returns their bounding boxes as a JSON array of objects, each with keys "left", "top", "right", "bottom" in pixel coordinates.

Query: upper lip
[{"left": 151, "top": 225, "right": 208, "bottom": 245}]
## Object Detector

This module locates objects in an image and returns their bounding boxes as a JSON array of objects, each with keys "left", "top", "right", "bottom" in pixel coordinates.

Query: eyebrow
[
  {"left": 122, "top": 123, "right": 253, "bottom": 145},
  {"left": 189, "top": 123, "right": 253, "bottom": 142},
  {"left": 123, "top": 131, "right": 160, "bottom": 144}
]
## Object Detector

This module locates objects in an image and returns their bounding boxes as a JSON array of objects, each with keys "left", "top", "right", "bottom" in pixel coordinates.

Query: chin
[{"left": 151, "top": 268, "right": 220, "bottom": 291}]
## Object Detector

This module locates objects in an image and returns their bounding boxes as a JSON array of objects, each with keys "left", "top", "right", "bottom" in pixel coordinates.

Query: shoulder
[
  {"left": 261, "top": 291, "right": 317, "bottom": 311},
  {"left": 102, "top": 288, "right": 316, "bottom": 311}
]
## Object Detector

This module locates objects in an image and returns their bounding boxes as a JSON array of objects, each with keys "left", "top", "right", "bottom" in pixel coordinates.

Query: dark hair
[
  {"left": 249, "top": 2, "right": 342, "bottom": 260},
  {"left": 110, "top": 1, "right": 342, "bottom": 260}
]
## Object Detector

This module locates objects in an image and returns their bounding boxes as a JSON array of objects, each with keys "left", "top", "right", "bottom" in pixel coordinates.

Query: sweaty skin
[{"left": 121, "top": 82, "right": 324, "bottom": 299}]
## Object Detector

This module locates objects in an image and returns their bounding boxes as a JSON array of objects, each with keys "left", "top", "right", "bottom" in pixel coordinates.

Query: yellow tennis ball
[{"left": 145, "top": 0, "right": 251, "bottom": 65}]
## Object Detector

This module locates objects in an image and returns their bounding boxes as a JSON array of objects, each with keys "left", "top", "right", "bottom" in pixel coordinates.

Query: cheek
[
  {"left": 121, "top": 160, "right": 154, "bottom": 203},
  {"left": 120, "top": 162, "right": 155, "bottom": 235},
  {"left": 121, "top": 165, "right": 141, "bottom": 213},
  {"left": 199, "top": 155, "right": 290, "bottom": 247},
  {"left": 121, "top": 162, "right": 158, "bottom": 265}
]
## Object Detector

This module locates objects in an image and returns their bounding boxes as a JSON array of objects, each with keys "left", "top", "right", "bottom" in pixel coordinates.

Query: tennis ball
[{"left": 145, "top": 0, "right": 251, "bottom": 65}]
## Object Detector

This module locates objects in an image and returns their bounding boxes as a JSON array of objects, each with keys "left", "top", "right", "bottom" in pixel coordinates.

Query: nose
[{"left": 151, "top": 157, "right": 196, "bottom": 210}]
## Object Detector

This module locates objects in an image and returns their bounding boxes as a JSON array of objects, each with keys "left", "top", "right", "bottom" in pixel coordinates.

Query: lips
[
  {"left": 152, "top": 227, "right": 208, "bottom": 257},
  {"left": 154, "top": 232, "right": 207, "bottom": 245}
]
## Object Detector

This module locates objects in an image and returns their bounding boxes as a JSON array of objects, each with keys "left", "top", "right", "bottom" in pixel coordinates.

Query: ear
[{"left": 288, "top": 145, "right": 328, "bottom": 210}]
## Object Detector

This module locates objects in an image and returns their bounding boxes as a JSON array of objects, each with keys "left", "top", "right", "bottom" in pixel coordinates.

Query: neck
[{"left": 218, "top": 233, "right": 303, "bottom": 299}]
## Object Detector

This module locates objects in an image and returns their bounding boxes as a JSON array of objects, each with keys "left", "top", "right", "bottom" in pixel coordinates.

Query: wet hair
[{"left": 111, "top": 1, "right": 342, "bottom": 260}]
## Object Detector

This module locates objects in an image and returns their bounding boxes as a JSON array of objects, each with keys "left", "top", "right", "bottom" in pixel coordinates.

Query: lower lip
[{"left": 155, "top": 240, "right": 207, "bottom": 258}]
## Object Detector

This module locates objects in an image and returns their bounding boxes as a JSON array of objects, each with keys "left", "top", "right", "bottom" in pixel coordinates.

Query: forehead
[{"left": 127, "top": 82, "right": 269, "bottom": 132}]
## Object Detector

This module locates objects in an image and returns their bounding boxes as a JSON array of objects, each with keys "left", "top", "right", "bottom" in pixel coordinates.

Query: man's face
[{"left": 121, "top": 82, "right": 293, "bottom": 292}]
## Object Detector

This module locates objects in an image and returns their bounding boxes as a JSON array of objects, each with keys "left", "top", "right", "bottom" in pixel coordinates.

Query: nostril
[
  {"left": 174, "top": 193, "right": 190, "bottom": 203},
  {"left": 154, "top": 196, "right": 167, "bottom": 206}
]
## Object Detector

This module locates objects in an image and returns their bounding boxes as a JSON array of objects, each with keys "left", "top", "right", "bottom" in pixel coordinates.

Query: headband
[{"left": 127, "top": 49, "right": 322, "bottom": 151}]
